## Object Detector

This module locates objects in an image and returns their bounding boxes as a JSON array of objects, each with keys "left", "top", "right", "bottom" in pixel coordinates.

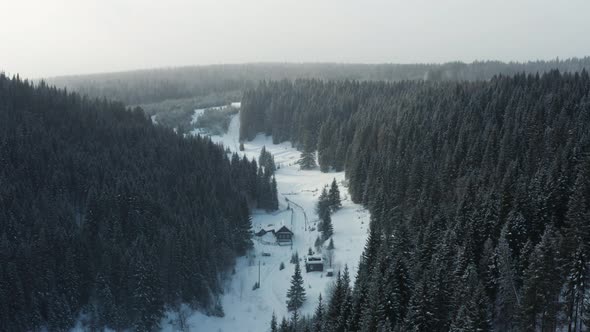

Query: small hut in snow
[
  {"left": 254, "top": 225, "right": 293, "bottom": 246},
  {"left": 275, "top": 226, "right": 293, "bottom": 246},
  {"left": 305, "top": 255, "right": 324, "bottom": 272}
]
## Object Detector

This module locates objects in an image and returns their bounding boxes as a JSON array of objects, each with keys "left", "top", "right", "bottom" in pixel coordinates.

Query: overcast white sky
[{"left": 1, "top": 0, "right": 589, "bottom": 78}]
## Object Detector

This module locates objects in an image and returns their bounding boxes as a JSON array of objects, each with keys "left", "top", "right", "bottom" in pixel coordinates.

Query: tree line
[
  {"left": 46, "top": 58, "right": 590, "bottom": 106},
  {"left": 239, "top": 71, "right": 590, "bottom": 331},
  {"left": 0, "top": 73, "right": 277, "bottom": 331}
]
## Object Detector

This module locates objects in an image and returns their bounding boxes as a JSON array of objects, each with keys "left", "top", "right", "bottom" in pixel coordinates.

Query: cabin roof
[
  {"left": 275, "top": 225, "right": 293, "bottom": 234},
  {"left": 306, "top": 255, "right": 323, "bottom": 263}
]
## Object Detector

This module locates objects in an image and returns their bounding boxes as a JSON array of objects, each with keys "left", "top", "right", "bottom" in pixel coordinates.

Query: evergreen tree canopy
[
  {"left": 328, "top": 178, "right": 342, "bottom": 212},
  {"left": 253, "top": 71, "right": 590, "bottom": 331},
  {"left": 287, "top": 260, "right": 307, "bottom": 311},
  {"left": 0, "top": 74, "right": 275, "bottom": 331}
]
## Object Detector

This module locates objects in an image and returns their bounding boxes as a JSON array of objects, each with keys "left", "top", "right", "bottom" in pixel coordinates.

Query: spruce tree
[
  {"left": 563, "top": 244, "right": 587, "bottom": 332},
  {"left": 132, "top": 256, "right": 163, "bottom": 332},
  {"left": 317, "top": 187, "right": 331, "bottom": 224},
  {"left": 259, "top": 146, "right": 267, "bottom": 167},
  {"left": 279, "top": 317, "right": 290, "bottom": 332},
  {"left": 519, "top": 226, "right": 562, "bottom": 331},
  {"left": 271, "top": 176, "right": 279, "bottom": 210},
  {"left": 299, "top": 133, "right": 317, "bottom": 170},
  {"left": 495, "top": 225, "right": 519, "bottom": 331},
  {"left": 235, "top": 201, "right": 253, "bottom": 254},
  {"left": 314, "top": 236, "right": 323, "bottom": 253},
  {"left": 317, "top": 122, "right": 333, "bottom": 173},
  {"left": 299, "top": 151, "right": 317, "bottom": 170},
  {"left": 322, "top": 213, "right": 333, "bottom": 241},
  {"left": 291, "top": 309, "right": 300, "bottom": 332},
  {"left": 564, "top": 170, "right": 590, "bottom": 257},
  {"left": 270, "top": 312, "right": 278, "bottom": 332},
  {"left": 313, "top": 294, "right": 324, "bottom": 332},
  {"left": 583, "top": 290, "right": 590, "bottom": 329},
  {"left": 259, "top": 146, "right": 276, "bottom": 175},
  {"left": 326, "top": 272, "right": 345, "bottom": 331},
  {"left": 287, "top": 260, "right": 306, "bottom": 311},
  {"left": 328, "top": 178, "right": 342, "bottom": 212},
  {"left": 404, "top": 277, "right": 435, "bottom": 332}
]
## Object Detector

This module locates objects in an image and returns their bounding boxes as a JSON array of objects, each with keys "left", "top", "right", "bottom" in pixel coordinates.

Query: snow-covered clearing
[
  {"left": 162, "top": 103, "right": 370, "bottom": 332},
  {"left": 190, "top": 103, "right": 241, "bottom": 125}
]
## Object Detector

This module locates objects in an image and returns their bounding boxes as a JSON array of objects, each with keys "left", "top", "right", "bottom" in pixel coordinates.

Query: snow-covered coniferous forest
[{"left": 2, "top": 1, "right": 590, "bottom": 331}]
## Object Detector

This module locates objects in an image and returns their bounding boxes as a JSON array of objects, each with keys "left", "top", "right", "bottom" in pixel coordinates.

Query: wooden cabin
[
  {"left": 275, "top": 226, "right": 293, "bottom": 246},
  {"left": 305, "top": 255, "right": 324, "bottom": 272}
]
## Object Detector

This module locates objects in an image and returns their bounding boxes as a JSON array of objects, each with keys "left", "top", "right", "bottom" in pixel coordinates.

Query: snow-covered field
[{"left": 161, "top": 104, "right": 370, "bottom": 332}]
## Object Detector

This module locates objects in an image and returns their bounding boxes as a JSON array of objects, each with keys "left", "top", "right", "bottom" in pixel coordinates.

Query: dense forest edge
[
  {"left": 42, "top": 59, "right": 590, "bottom": 136},
  {"left": 239, "top": 71, "right": 590, "bottom": 331},
  {"left": 46, "top": 59, "right": 590, "bottom": 106},
  {"left": 0, "top": 73, "right": 278, "bottom": 331}
]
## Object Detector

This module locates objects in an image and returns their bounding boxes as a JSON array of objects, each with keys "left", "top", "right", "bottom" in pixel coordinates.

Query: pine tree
[
  {"left": 495, "top": 225, "right": 519, "bottom": 331},
  {"left": 299, "top": 135, "right": 317, "bottom": 170},
  {"left": 259, "top": 146, "right": 268, "bottom": 167},
  {"left": 317, "top": 187, "right": 331, "bottom": 224},
  {"left": 328, "top": 178, "right": 342, "bottom": 212},
  {"left": 450, "top": 304, "right": 475, "bottom": 332},
  {"left": 563, "top": 245, "right": 587, "bottom": 332},
  {"left": 279, "top": 317, "right": 290, "bottom": 332},
  {"left": 235, "top": 201, "right": 254, "bottom": 254},
  {"left": 404, "top": 277, "right": 435, "bottom": 332},
  {"left": 322, "top": 213, "right": 333, "bottom": 241},
  {"left": 381, "top": 256, "right": 411, "bottom": 329},
  {"left": 314, "top": 236, "right": 323, "bottom": 253},
  {"left": 132, "top": 254, "right": 163, "bottom": 332},
  {"left": 313, "top": 294, "right": 324, "bottom": 332},
  {"left": 519, "top": 226, "right": 562, "bottom": 331},
  {"left": 326, "top": 272, "right": 346, "bottom": 331},
  {"left": 271, "top": 176, "right": 279, "bottom": 210},
  {"left": 479, "top": 238, "right": 498, "bottom": 303},
  {"left": 259, "top": 146, "right": 277, "bottom": 175},
  {"left": 291, "top": 308, "right": 300, "bottom": 332},
  {"left": 450, "top": 263, "right": 491, "bottom": 332},
  {"left": 342, "top": 265, "right": 351, "bottom": 293},
  {"left": 270, "top": 312, "right": 278, "bottom": 332},
  {"left": 317, "top": 122, "right": 333, "bottom": 172},
  {"left": 299, "top": 151, "right": 317, "bottom": 170},
  {"left": 583, "top": 290, "right": 590, "bottom": 329},
  {"left": 287, "top": 260, "right": 306, "bottom": 311},
  {"left": 564, "top": 170, "right": 590, "bottom": 257},
  {"left": 337, "top": 292, "right": 353, "bottom": 332}
]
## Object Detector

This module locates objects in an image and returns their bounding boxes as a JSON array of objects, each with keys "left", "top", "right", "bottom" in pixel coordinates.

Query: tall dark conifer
[{"left": 287, "top": 260, "right": 306, "bottom": 311}]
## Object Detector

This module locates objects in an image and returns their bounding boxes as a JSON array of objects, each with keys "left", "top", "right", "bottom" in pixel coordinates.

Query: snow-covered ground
[
  {"left": 190, "top": 103, "right": 241, "bottom": 125},
  {"left": 161, "top": 103, "right": 370, "bottom": 332},
  {"left": 189, "top": 103, "right": 241, "bottom": 136}
]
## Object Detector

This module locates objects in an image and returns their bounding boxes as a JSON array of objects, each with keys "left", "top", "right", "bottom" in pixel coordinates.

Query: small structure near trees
[
  {"left": 275, "top": 226, "right": 294, "bottom": 246},
  {"left": 254, "top": 225, "right": 294, "bottom": 246},
  {"left": 305, "top": 255, "right": 324, "bottom": 272}
]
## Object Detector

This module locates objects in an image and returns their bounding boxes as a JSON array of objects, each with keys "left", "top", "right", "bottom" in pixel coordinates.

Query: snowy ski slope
[{"left": 161, "top": 104, "right": 370, "bottom": 332}]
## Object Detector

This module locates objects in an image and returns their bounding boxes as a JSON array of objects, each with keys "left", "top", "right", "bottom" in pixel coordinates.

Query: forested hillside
[
  {"left": 0, "top": 74, "right": 277, "bottom": 331},
  {"left": 47, "top": 59, "right": 590, "bottom": 105},
  {"left": 240, "top": 71, "right": 590, "bottom": 331}
]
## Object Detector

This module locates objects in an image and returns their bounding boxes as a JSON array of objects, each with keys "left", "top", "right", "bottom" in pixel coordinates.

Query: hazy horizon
[{"left": 2, "top": 0, "right": 590, "bottom": 78}]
